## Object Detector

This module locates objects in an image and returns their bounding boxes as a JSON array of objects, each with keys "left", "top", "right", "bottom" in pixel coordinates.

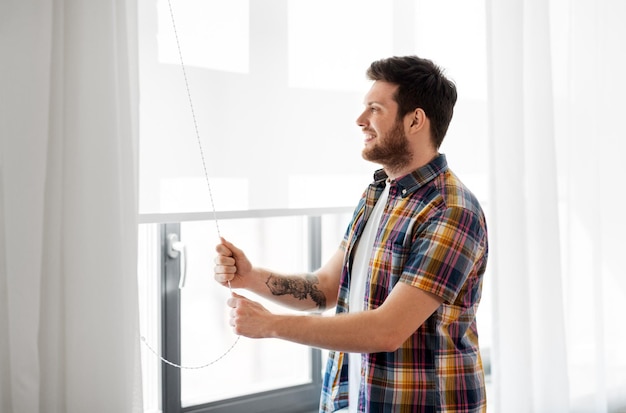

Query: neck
[{"left": 384, "top": 151, "right": 439, "bottom": 180}]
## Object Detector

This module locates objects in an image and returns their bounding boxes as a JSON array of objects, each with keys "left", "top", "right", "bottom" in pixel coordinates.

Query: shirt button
[{"left": 402, "top": 189, "right": 407, "bottom": 195}]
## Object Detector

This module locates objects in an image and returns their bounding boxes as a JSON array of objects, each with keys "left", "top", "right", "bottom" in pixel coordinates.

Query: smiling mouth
[{"left": 363, "top": 130, "right": 376, "bottom": 143}]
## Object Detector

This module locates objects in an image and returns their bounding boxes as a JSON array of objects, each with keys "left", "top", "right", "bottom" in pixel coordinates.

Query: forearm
[
  {"left": 243, "top": 267, "right": 334, "bottom": 312},
  {"left": 230, "top": 277, "right": 442, "bottom": 353},
  {"left": 267, "top": 310, "right": 399, "bottom": 353}
]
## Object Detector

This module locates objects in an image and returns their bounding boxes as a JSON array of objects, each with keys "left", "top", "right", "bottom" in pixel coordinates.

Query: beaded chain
[{"left": 140, "top": 0, "right": 239, "bottom": 370}]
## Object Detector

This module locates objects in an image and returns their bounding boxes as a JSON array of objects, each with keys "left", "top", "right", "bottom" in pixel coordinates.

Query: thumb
[
  {"left": 220, "top": 237, "right": 245, "bottom": 258},
  {"left": 231, "top": 291, "right": 245, "bottom": 299},
  {"left": 227, "top": 292, "right": 246, "bottom": 308}
]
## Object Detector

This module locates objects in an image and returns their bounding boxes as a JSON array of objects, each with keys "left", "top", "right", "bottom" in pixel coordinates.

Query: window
[
  {"left": 138, "top": 0, "right": 492, "bottom": 411},
  {"left": 139, "top": 212, "right": 351, "bottom": 412}
]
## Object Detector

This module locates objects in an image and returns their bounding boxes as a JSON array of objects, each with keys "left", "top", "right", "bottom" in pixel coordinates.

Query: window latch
[{"left": 166, "top": 233, "right": 187, "bottom": 289}]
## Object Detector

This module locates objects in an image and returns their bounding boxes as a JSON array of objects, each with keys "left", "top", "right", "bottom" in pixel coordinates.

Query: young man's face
[{"left": 356, "top": 81, "right": 412, "bottom": 172}]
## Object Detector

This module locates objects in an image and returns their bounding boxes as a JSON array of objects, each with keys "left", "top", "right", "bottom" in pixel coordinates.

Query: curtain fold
[
  {"left": 559, "top": 1, "right": 626, "bottom": 411},
  {"left": 0, "top": 0, "right": 142, "bottom": 412},
  {"left": 487, "top": 0, "right": 626, "bottom": 412}
]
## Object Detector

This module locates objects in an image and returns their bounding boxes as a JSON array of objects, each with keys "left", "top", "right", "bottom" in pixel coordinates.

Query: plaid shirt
[{"left": 320, "top": 154, "right": 488, "bottom": 413}]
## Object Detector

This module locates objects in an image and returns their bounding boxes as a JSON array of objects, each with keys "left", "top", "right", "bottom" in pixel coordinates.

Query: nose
[{"left": 356, "top": 110, "right": 368, "bottom": 128}]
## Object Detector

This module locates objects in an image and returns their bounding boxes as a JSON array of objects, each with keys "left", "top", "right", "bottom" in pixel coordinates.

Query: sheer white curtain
[
  {"left": 0, "top": 1, "right": 142, "bottom": 412},
  {"left": 487, "top": 0, "right": 626, "bottom": 412}
]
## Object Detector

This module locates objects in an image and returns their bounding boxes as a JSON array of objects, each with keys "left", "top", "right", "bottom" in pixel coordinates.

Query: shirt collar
[{"left": 372, "top": 153, "right": 449, "bottom": 198}]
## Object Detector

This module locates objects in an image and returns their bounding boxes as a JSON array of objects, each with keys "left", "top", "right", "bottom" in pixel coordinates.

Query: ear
[{"left": 407, "top": 108, "right": 427, "bottom": 132}]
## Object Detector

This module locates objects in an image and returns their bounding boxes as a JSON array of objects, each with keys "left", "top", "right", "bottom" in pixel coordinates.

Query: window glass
[
  {"left": 139, "top": 0, "right": 375, "bottom": 215},
  {"left": 287, "top": 0, "right": 393, "bottom": 92},
  {"left": 156, "top": 0, "right": 249, "bottom": 72},
  {"left": 180, "top": 218, "right": 312, "bottom": 406}
]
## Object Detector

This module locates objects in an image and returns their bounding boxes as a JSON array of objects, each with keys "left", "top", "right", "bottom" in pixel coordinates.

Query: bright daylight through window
[{"left": 137, "top": 0, "right": 490, "bottom": 411}]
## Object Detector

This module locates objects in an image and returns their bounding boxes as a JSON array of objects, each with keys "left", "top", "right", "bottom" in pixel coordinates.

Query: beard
[{"left": 362, "top": 120, "right": 413, "bottom": 173}]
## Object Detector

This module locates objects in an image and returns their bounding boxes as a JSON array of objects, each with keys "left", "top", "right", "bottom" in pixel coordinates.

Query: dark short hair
[{"left": 366, "top": 56, "right": 457, "bottom": 149}]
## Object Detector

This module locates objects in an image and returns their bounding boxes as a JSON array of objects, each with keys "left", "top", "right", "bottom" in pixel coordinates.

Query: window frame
[{"left": 144, "top": 209, "right": 352, "bottom": 413}]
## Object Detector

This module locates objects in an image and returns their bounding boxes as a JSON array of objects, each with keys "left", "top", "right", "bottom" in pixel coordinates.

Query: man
[{"left": 214, "top": 55, "right": 488, "bottom": 412}]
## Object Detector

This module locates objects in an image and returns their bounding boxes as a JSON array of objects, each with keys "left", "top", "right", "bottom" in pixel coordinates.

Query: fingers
[
  {"left": 214, "top": 238, "right": 238, "bottom": 284},
  {"left": 214, "top": 238, "right": 253, "bottom": 288},
  {"left": 226, "top": 293, "right": 268, "bottom": 337},
  {"left": 215, "top": 237, "right": 243, "bottom": 257},
  {"left": 214, "top": 271, "right": 234, "bottom": 284},
  {"left": 227, "top": 293, "right": 245, "bottom": 333},
  {"left": 214, "top": 255, "right": 236, "bottom": 273},
  {"left": 226, "top": 292, "right": 244, "bottom": 308},
  {"left": 214, "top": 263, "right": 236, "bottom": 284},
  {"left": 214, "top": 240, "right": 233, "bottom": 257},
  {"left": 214, "top": 253, "right": 235, "bottom": 265}
]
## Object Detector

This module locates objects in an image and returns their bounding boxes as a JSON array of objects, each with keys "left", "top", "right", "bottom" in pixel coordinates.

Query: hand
[
  {"left": 214, "top": 237, "right": 253, "bottom": 288},
  {"left": 227, "top": 293, "right": 274, "bottom": 338}
]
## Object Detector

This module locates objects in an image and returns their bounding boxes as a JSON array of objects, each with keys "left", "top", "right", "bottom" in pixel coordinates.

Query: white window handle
[{"left": 167, "top": 233, "right": 187, "bottom": 289}]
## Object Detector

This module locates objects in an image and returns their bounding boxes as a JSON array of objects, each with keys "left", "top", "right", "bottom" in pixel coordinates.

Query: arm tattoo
[{"left": 265, "top": 273, "right": 327, "bottom": 310}]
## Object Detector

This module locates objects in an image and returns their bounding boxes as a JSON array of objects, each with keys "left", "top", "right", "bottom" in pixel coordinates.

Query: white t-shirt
[{"left": 345, "top": 182, "right": 390, "bottom": 412}]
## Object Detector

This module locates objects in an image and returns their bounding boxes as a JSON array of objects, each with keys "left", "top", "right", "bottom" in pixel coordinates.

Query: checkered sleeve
[{"left": 401, "top": 204, "right": 487, "bottom": 305}]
